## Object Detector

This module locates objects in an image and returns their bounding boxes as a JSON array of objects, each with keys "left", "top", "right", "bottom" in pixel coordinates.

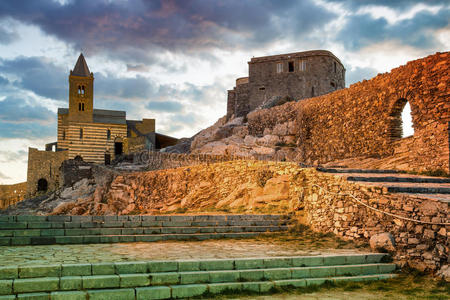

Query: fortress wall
[
  {"left": 248, "top": 52, "right": 450, "bottom": 172},
  {"left": 0, "top": 182, "right": 27, "bottom": 209},
  {"left": 26, "top": 148, "right": 68, "bottom": 197}
]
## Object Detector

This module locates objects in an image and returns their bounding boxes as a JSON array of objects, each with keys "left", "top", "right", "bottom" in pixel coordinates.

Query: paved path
[{"left": 0, "top": 237, "right": 369, "bottom": 266}]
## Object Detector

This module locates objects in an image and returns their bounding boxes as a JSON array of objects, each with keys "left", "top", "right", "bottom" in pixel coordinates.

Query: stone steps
[
  {"left": 316, "top": 167, "right": 399, "bottom": 174},
  {"left": 0, "top": 214, "right": 290, "bottom": 246},
  {"left": 0, "top": 254, "right": 397, "bottom": 299},
  {"left": 347, "top": 176, "right": 450, "bottom": 184},
  {"left": 0, "top": 232, "right": 286, "bottom": 246}
]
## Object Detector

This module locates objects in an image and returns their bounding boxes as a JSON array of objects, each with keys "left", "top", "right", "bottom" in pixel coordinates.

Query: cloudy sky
[{"left": 0, "top": 0, "right": 449, "bottom": 184}]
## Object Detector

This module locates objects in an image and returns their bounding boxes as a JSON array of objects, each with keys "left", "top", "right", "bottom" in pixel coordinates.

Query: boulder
[
  {"left": 437, "top": 265, "right": 450, "bottom": 282},
  {"left": 369, "top": 232, "right": 396, "bottom": 252}
]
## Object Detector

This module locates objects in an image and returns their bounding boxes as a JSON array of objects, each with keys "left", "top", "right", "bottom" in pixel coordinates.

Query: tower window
[
  {"left": 288, "top": 61, "right": 294, "bottom": 72},
  {"left": 78, "top": 103, "right": 85, "bottom": 111},
  {"left": 78, "top": 85, "right": 85, "bottom": 96},
  {"left": 79, "top": 128, "right": 83, "bottom": 139},
  {"left": 276, "top": 63, "right": 283, "bottom": 73},
  {"left": 107, "top": 129, "right": 111, "bottom": 140},
  {"left": 82, "top": 103, "right": 84, "bottom": 111},
  {"left": 299, "top": 60, "right": 306, "bottom": 71}
]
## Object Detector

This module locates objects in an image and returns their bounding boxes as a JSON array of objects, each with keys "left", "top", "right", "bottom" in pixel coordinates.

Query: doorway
[{"left": 37, "top": 178, "right": 48, "bottom": 192}]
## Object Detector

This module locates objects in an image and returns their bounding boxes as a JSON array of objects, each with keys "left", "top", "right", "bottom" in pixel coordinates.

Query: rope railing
[{"left": 311, "top": 184, "right": 449, "bottom": 226}]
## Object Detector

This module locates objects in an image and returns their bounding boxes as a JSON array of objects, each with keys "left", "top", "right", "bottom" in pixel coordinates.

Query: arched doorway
[
  {"left": 104, "top": 151, "right": 111, "bottom": 165},
  {"left": 389, "top": 98, "right": 414, "bottom": 140},
  {"left": 74, "top": 155, "right": 83, "bottom": 161},
  {"left": 37, "top": 178, "right": 48, "bottom": 192},
  {"left": 114, "top": 137, "right": 123, "bottom": 156}
]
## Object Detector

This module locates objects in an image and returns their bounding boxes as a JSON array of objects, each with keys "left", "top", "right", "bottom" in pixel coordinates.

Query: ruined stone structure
[
  {"left": 227, "top": 50, "right": 345, "bottom": 119},
  {"left": 0, "top": 182, "right": 27, "bottom": 209},
  {"left": 24, "top": 54, "right": 178, "bottom": 198},
  {"left": 246, "top": 52, "right": 449, "bottom": 172}
]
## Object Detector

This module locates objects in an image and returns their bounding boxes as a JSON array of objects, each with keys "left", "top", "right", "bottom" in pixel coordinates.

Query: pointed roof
[{"left": 72, "top": 53, "right": 91, "bottom": 77}]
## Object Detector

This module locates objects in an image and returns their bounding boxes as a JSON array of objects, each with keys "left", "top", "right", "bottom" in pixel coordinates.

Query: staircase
[
  {"left": 0, "top": 254, "right": 397, "bottom": 299},
  {"left": 0, "top": 214, "right": 290, "bottom": 246},
  {"left": 317, "top": 167, "right": 450, "bottom": 203}
]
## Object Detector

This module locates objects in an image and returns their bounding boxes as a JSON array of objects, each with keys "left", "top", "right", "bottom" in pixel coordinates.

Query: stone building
[
  {"left": 26, "top": 54, "right": 178, "bottom": 196},
  {"left": 227, "top": 50, "right": 345, "bottom": 119}
]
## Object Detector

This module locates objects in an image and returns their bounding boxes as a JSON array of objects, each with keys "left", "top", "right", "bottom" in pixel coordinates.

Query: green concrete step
[
  {"left": 0, "top": 253, "right": 396, "bottom": 296},
  {"left": 0, "top": 220, "right": 288, "bottom": 229},
  {"left": 0, "top": 254, "right": 390, "bottom": 279},
  {"left": 0, "top": 214, "right": 288, "bottom": 223},
  {"left": 0, "top": 231, "right": 289, "bottom": 246},
  {"left": 0, "top": 274, "right": 399, "bottom": 299},
  {"left": 0, "top": 225, "right": 288, "bottom": 238}
]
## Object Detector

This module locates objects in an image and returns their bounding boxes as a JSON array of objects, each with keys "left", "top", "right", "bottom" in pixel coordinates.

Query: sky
[{"left": 0, "top": 0, "right": 448, "bottom": 184}]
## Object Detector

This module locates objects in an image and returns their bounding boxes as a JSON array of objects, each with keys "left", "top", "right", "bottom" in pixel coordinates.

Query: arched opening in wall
[
  {"left": 74, "top": 155, "right": 83, "bottom": 161},
  {"left": 37, "top": 178, "right": 48, "bottom": 192},
  {"left": 389, "top": 98, "right": 414, "bottom": 140}
]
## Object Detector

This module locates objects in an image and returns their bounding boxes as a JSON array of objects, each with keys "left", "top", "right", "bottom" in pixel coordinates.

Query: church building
[{"left": 26, "top": 54, "right": 178, "bottom": 196}]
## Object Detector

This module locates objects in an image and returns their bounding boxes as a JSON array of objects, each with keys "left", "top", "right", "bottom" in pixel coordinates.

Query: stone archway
[
  {"left": 37, "top": 178, "right": 48, "bottom": 192},
  {"left": 388, "top": 98, "right": 414, "bottom": 140}
]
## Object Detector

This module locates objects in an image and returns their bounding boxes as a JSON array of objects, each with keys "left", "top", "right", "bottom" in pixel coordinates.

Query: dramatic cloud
[
  {"left": 0, "top": 150, "right": 27, "bottom": 163},
  {"left": 0, "top": 96, "right": 56, "bottom": 138},
  {"left": 147, "top": 101, "right": 184, "bottom": 113},
  {"left": 0, "top": 56, "right": 67, "bottom": 100},
  {"left": 0, "top": 0, "right": 334, "bottom": 63},
  {"left": 346, "top": 66, "right": 379, "bottom": 85},
  {"left": 338, "top": 7, "right": 450, "bottom": 51}
]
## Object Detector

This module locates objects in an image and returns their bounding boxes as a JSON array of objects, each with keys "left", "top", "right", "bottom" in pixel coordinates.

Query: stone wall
[
  {"left": 133, "top": 151, "right": 241, "bottom": 171},
  {"left": 57, "top": 160, "right": 448, "bottom": 272},
  {"left": 0, "top": 182, "right": 27, "bottom": 209},
  {"left": 26, "top": 148, "right": 68, "bottom": 197},
  {"left": 246, "top": 52, "right": 449, "bottom": 172},
  {"left": 302, "top": 170, "right": 449, "bottom": 272}
]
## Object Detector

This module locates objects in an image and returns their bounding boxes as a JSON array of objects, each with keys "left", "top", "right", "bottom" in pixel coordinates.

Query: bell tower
[{"left": 68, "top": 53, "right": 94, "bottom": 123}]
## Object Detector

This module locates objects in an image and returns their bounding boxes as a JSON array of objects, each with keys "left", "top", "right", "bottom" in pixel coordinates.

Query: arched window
[
  {"left": 78, "top": 85, "right": 81, "bottom": 95},
  {"left": 107, "top": 129, "right": 111, "bottom": 140},
  {"left": 62, "top": 130, "right": 65, "bottom": 140},
  {"left": 79, "top": 128, "right": 83, "bottom": 139},
  {"left": 78, "top": 103, "right": 81, "bottom": 111},
  {"left": 389, "top": 98, "right": 414, "bottom": 140},
  {"left": 81, "top": 86, "right": 85, "bottom": 95},
  {"left": 37, "top": 178, "right": 48, "bottom": 192}
]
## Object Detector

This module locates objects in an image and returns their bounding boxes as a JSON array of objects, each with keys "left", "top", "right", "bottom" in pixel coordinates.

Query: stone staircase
[
  {"left": 0, "top": 254, "right": 397, "bottom": 299},
  {"left": 317, "top": 167, "right": 450, "bottom": 203},
  {"left": 0, "top": 214, "right": 289, "bottom": 246}
]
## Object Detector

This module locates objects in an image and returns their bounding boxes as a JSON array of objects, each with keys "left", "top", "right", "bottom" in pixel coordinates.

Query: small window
[
  {"left": 334, "top": 62, "right": 337, "bottom": 73},
  {"left": 288, "top": 61, "right": 294, "bottom": 72},
  {"left": 299, "top": 60, "right": 306, "bottom": 71},
  {"left": 77, "top": 85, "right": 81, "bottom": 95},
  {"left": 78, "top": 103, "right": 81, "bottom": 111},
  {"left": 82, "top": 103, "right": 85, "bottom": 111},
  {"left": 259, "top": 87, "right": 265, "bottom": 91},
  {"left": 311, "top": 86, "right": 315, "bottom": 97},
  {"left": 107, "top": 129, "right": 111, "bottom": 140},
  {"left": 62, "top": 130, "right": 65, "bottom": 140},
  {"left": 79, "top": 128, "right": 83, "bottom": 139},
  {"left": 276, "top": 63, "right": 283, "bottom": 73},
  {"left": 81, "top": 86, "right": 85, "bottom": 95},
  {"left": 330, "top": 82, "right": 336, "bottom": 88}
]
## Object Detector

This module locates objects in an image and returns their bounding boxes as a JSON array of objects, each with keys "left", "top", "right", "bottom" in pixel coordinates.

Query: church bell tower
[{"left": 68, "top": 53, "right": 94, "bottom": 123}]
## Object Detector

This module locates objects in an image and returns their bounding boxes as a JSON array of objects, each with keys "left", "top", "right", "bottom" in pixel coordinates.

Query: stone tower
[{"left": 68, "top": 53, "right": 94, "bottom": 123}]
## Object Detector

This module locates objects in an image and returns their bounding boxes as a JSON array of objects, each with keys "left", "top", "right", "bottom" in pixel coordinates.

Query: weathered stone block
[
  {"left": 0, "top": 266, "right": 18, "bottom": 279},
  {"left": 180, "top": 271, "right": 209, "bottom": 284},
  {"left": 263, "top": 268, "right": 291, "bottom": 280},
  {"left": 82, "top": 275, "right": 120, "bottom": 289},
  {"left": 171, "top": 284, "right": 207, "bottom": 298},
  {"left": 199, "top": 259, "right": 234, "bottom": 271},
  {"left": 119, "top": 273, "right": 150, "bottom": 287},
  {"left": 14, "top": 277, "right": 59, "bottom": 293},
  {"left": 136, "top": 286, "right": 171, "bottom": 300},
  {"left": 19, "top": 265, "right": 61, "bottom": 278},
  {"left": 115, "top": 261, "right": 147, "bottom": 274},
  {"left": 16, "top": 292, "right": 50, "bottom": 299},
  {"left": 87, "top": 288, "right": 135, "bottom": 300},
  {"left": 208, "top": 282, "right": 242, "bottom": 294},
  {"left": 60, "top": 276, "right": 82, "bottom": 290},
  {"left": 0, "top": 280, "right": 12, "bottom": 295},
  {"left": 150, "top": 272, "right": 179, "bottom": 285},
  {"left": 62, "top": 264, "right": 91, "bottom": 276},
  {"left": 148, "top": 261, "right": 177, "bottom": 273},
  {"left": 92, "top": 263, "right": 115, "bottom": 275},
  {"left": 50, "top": 291, "right": 86, "bottom": 300},
  {"left": 234, "top": 258, "right": 264, "bottom": 270}
]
